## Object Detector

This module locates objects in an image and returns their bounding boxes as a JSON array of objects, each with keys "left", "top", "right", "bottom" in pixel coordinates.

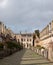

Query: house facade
[
  {"left": 15, "top": 33, "right": 33, "bottom": 48},
  {"left": 39, "top": 20, "right": 53, "bottom": 49}
]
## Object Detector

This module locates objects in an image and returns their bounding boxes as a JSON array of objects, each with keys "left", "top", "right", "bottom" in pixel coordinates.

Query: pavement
[{"left": 0, "top": 49, "right": 53, "bottom": 65}]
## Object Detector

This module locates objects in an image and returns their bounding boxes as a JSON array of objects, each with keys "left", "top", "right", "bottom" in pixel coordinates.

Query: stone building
[
  {"left": 6, "top": 28, "right": 15, "bottom": 38},
  {"left": 0, "top": 21, "right": 6, "bottom": 34},
  {"left": 39, "top": 20, "right": 53, "bottom": 61},
  {"left": 15, "top": 34, "right": 21, "bottom": 43},
  {"left": 15, "top": 33, "right": 33, "bottom": 48},
  {"left": 0, "top": 21, "right": 15, "bottom": 40},
  {"left": 40, "top": 25, "right": 49, "bottom": 40},
  {"left": 39, "top": 20, "right": 53, "bottom": 49}
]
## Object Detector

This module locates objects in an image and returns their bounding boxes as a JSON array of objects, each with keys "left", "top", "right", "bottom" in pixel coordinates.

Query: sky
[{"left": 0, "top": 0, "right": 53, "bottom": 33}]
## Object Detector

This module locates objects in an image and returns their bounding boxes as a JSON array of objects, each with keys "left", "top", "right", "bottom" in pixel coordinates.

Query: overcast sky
[{"left": 0, "top": 0, "right": 53, "bottom": 33}]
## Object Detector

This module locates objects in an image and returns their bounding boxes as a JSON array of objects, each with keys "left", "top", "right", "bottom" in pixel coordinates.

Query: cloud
[{"left": 0, "top": 0, "right": 53, "bottom": 33}]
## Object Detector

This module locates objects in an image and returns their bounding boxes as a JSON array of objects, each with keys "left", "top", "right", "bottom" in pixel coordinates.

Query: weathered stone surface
[{"left": 0, "top": 49, "right": 53, "bottom": 65}]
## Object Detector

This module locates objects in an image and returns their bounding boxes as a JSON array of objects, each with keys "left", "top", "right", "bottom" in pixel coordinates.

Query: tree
[
  {"left": 33, "top": 33, "right": 36, "bottom": 46},
  {"left": 35, "top": 30, "right": 40, "bottom": 38}
]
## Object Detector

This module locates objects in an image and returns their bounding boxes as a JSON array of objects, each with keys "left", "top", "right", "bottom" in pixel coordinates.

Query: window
[
  {"left": 30, "top": 39, "right": 31, "bottom": 41},
  {"left": 21, "top": 38, "right": 23, "bottom": 41}
]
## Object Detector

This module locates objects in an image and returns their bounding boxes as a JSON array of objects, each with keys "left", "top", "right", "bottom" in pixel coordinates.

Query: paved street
[{"left": 0, "top": 49, "right": 53, "bottom": 65}]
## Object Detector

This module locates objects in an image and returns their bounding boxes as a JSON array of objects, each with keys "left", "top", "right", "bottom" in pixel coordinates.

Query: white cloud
[{"left": 0, "top": 0, "right": 8, "bottom": 8}]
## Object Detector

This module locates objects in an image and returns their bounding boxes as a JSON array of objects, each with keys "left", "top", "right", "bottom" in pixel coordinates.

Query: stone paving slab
[{"left": 0, "top": 49, "right": 53, "bottom": 65}]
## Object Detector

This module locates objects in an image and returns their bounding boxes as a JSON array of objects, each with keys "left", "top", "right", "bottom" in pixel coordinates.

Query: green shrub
[
  {"left": 7, "top": 41, "right": 14, "bottom": 49},
  {"left": 6, "top": 41, "right": 23, "bottom": 50}
]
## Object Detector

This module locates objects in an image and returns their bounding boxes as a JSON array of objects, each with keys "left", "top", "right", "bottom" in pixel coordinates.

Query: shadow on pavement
[
  {"left": 0, "top": 49, "right": 53, "bottom": 65},
  {"left": 0, "top": 49, "right": 26, "bottom": 65}
]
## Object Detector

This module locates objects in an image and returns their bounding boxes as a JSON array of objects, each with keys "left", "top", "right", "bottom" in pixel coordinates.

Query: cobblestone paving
[{"left": 0, "top": 49, "right": 53, "bottom": 65}]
